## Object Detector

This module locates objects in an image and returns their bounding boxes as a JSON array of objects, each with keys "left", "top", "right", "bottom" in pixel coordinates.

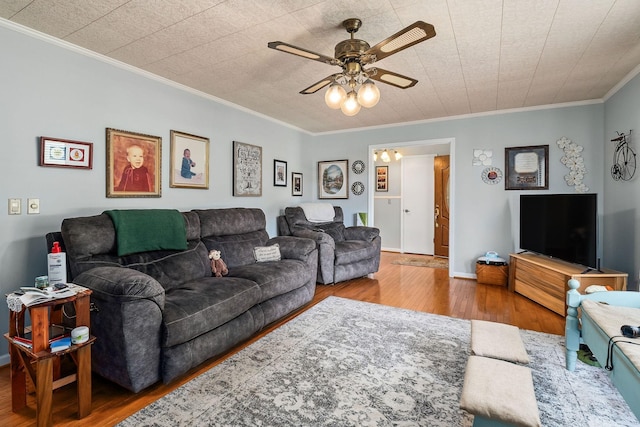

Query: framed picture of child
[
  {"left": 106, "top": 128, "right": 161, "bottom": 198},
  {"left": 169, "top": 130, "right": 209, "bottom": 189}
]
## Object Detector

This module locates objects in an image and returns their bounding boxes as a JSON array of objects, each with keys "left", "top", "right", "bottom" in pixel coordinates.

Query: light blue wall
[
  {"left": 306, "top": 104, "right": 606, "bottom": 275},
  {"left": 0, "top": 23, "right": 310, "bottom": 361},
  {"left": 603, "top": 71, "right": 640, "bottom": 289},
  {"left": 1, "top": 20, "right": 637, "bottom": 363}
]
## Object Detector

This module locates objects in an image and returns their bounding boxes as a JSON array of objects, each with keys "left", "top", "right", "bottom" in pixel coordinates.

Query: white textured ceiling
[{"left": 3, "top": 0, "right": 640, "bottom": 134}]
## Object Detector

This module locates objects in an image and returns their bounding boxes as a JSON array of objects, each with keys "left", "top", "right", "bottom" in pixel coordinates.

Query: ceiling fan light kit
[
  {"left": 341, "top": 91, "right": 361, "bottom": 116},
  {"left": 325, "top": 83, "right": 347, "bottom": 109},
  {"left": 268, "top": 19, "right": 436, "bottom": 116}
]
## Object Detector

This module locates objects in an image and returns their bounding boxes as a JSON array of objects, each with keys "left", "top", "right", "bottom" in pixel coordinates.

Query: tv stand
[{"left": 508, "top": 253, "right": 627, "bottom": 316}]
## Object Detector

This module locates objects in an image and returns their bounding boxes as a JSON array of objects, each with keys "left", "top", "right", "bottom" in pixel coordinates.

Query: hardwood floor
[{"left": 0, "top": 251, "right": 564, "bottom": 426}]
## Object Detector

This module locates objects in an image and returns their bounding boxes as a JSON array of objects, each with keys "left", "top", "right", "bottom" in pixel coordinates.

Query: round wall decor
[
  {"left": 351, "top": 181, "right": 365, "bottom": 195},
  {"left": 481, "top": 167, "right": 503, "bottom": 184},
  {"left": 352, "top": 160, "right": 365, "bottom": 174}
]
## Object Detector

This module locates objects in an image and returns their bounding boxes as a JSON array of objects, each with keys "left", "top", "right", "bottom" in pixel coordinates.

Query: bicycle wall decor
[{"left": 611, "top": 130, "right": 636, "bottom": 181}]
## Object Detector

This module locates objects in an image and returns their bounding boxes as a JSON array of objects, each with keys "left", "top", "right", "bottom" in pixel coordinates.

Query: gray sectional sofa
[{"left": 49, "top": 208, "right": 317, "bottom": 392}]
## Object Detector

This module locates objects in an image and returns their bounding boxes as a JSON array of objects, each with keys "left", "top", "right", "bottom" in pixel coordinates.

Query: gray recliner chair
[{"left": 278, "top": 206, "right": 381, "bottom": 284}]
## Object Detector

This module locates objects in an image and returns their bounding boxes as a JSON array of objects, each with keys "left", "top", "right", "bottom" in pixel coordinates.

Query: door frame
[{"left": 368, "top": 138, "right": 456, "bottom": 277}]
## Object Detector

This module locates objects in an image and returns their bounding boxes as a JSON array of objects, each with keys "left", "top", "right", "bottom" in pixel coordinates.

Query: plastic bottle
[{"left": 47, "top": 241, "right": 67, "bottom": 285}]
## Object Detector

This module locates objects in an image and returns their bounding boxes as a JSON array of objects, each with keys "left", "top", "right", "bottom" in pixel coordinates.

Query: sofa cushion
[
  {"left": 162, "top": 277, "right": 261, "bottom": 347},
  {"left": 202, "top": 230, "right": 269, "bottom": 269},
  {"left": 229, "top": 259, "right": 312, "bottom": 302},
  {"left": 69, "top": 240, "right": 211, "bottom": 291},
  {"left": 195, "top": 208, "right": 266, "bottom": 236},
  {"left": 334, "top": 240, "right": 379, "bottom": 265},
  {"left": 61, "top": 211, "right": 201, "bottom": 279}
]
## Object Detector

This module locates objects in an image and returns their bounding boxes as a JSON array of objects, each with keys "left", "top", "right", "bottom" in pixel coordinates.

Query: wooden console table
[
  {"left": 4, "top": 288, "right": 95, "bottom": 427},
  {"left": 508, "top": 253, "right": 628, "bottom": 316}
]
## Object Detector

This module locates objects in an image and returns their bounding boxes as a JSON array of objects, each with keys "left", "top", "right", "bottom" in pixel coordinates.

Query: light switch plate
[
  {"left": 28, "top": 198, "right": 40, "bottom": 214},
  {"left": 8, "top": 198, "right": 21, "bottom": 215}
]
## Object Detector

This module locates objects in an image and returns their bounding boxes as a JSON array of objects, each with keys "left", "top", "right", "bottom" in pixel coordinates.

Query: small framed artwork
[
  {"left": 292, "top": 172, "right": 303, "bottom": 196},
  {"left": 40, "top": 136, "right": 93, "bottom": 169},
  {"left": 318, "top": 159, "right": 348, "bottom": 199},
  {"left": 170, "top": 130, "right": 209, "bottom": 189},
  {"left": 376, "top": 166, "right": 388, "bottom": 192},
  {"left": 106, "top": 128, "right": 161, "bottom": 198},
  {"left": 274, "top": 159, "right": 287, "bottom": 187},
  {"left": 233, "top": 140, "right": 262, "bottom": 197},
  {"left": 505, "top": 145, "right": 549, "bottom": 190}
]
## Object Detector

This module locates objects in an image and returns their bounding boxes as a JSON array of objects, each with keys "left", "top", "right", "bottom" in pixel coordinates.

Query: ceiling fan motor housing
[{"left": 334, "top": 39, "right": 371, "bottom": 63}]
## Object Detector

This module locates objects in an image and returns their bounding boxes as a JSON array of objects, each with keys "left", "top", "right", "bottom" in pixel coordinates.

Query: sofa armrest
[
  {"left": 344, "top": 226, "right": 380, "bottom": 242},
  {"left": 73, "top": 266, "right": 165, "bottom": 309},
  {"left": 267, "top": 236, "right": 316, "bottom": 262},
  {"left": 290, "top": 228, "right": 336, "bottom": 249},
  {"left": 72, "top": 266, "right": 165, "bottom": 392}
]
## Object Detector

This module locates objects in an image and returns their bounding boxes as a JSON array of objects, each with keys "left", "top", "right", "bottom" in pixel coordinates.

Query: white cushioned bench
[
  {"left": 471, "top": 320, "right": 529, "bottom": 364},
  {"left": 460, "top": 356, "right": 541, "bottom": 427}
]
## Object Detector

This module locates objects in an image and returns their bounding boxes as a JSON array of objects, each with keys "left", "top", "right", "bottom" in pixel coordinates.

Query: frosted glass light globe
[
  {"left": 341, "top": 91, "right": 361, "bottom": 116},
  {"left": 325, "top": 84, "right": 347, "bottom": 109},
  {"left": 357, "top": 80, "right": 380, "bottom": 108}
]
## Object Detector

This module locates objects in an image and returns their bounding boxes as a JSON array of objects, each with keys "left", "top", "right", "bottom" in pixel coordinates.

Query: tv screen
[{"left": 519, "top": 193, "right": 597, "bottom": 268}]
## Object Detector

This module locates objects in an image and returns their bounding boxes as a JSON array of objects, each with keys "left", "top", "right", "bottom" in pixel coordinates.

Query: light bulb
[
  {"left": 395, "top": 151, "right": 402, "bottom": 160},
  {"left": 357, "top": 79, "right": 380, "bottom": 108},
  {"left": 325, "top": 83, "right": 346, "bottom": 109},
  {"left": 341, "top": 91, "right": 361, "bottom": 116},
  {"left": 373, "top": 151, "right": 378, "bottom": 161},
  {"left": 381, "top": 150, "right": 391, "bottom": 162}
]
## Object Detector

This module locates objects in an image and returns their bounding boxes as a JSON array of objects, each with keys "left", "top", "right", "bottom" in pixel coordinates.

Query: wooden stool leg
[
  {"left": 10, "top": 344, "right": 27, "bottom": 411},
  {"left": 76, "top": 344, "right": 92, "bottom": 418},
  {"left": 36, "top": 357, "right": 53, "bottom": 427}
]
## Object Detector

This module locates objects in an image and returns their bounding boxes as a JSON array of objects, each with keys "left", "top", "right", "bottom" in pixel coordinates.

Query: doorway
[{"left": 368, "top": 138, "right": 455, "bottom": 276}]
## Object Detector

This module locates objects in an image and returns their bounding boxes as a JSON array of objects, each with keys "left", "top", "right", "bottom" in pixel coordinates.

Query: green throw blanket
[{"left": 105, "top": 209, "right": 187, "bottom": 256}]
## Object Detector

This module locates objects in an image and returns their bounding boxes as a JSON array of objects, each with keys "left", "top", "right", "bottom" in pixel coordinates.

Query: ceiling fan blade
[
  {"left": 299, "top": 75, "right": 339, "bottom": 94},
  {"left": 368, "top": 68, "right": 418, "bottom": 89},
  {"left": 364, "top": 21, "right": 436, "bottom": 62},
  {"left": 268, "top": 41, "right": 339, "bottom": 66}
]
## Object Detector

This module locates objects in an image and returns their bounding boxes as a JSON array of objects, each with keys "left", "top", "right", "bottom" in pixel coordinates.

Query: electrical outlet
[
  {"left": 27, "top": 198, "right": 40, "bottom": 214},
  {"left": 8, "top": 198, "right": 21, "bottom": 215}
]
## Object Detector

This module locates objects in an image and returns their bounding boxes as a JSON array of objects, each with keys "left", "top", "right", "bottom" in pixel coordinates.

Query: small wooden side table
[{"left": 4, "top": 287, "right": 95, "bottom": 427}]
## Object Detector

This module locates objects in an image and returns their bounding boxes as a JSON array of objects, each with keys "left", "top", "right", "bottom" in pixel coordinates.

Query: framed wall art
[
  {"left": 170, "top": 130, "right": 209, "bottom": 189},
  {"left": 376, "top": 166, "right": 388, "bottom": 192},
  {"left": 106, "top": 128, "right": 161, "bottom": 198},
  {"left": 40, "top": 136, "right": 93, "bottom": 169},
  {"left": 292, "top": 172, "right": 303, "bottom": 196},
  {"left": 274, "top": 159, "right": 287, "bottom": 187},
  {"left": 318, "top": 159, "right": 348, "bottom": 199},
  {"left": 233, "top": 140, "right": 262, "bottom": 197},
  {"left": 505, "top": 145, "right": 549, "bottom": 190}
]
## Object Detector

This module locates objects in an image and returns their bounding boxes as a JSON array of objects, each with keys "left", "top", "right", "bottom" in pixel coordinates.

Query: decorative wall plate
[
  {"left": 352, "top": 160, "right": 365, "bottom": 174},
  {"left": 351, "top": 181, "right": 365, "bottom": 195},
  {"left": 481, "top": 167, "right": 503, "bottom": 184}
]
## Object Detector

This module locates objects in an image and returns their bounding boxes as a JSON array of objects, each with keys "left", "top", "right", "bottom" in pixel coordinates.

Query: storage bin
[{"left": 476, "top": 261, "right": 508, "bottom": 286}]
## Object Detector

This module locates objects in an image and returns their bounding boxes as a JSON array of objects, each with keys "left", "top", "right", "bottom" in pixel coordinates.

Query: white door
[{"left": 401, "top": 155, "right": 435, "bottom": 254}]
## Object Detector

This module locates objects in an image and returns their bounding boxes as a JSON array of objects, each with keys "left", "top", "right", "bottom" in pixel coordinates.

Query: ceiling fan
[{"left": 268, "top": 18, "right": 436, "bottom": 115}]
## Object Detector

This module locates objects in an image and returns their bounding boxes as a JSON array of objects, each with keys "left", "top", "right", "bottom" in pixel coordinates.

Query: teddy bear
[{"left": 208, "top": 250, "right": 229, "bottom": 277}]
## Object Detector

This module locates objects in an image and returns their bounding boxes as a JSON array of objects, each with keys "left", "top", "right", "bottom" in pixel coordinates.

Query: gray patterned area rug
[{"left": 119, "top": 297, "right": 638, "bottom": 426}]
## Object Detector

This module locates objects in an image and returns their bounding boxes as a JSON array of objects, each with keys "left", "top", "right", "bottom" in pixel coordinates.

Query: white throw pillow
[{"left": 253, "top": 243, "right": 281, "bottom": 262}]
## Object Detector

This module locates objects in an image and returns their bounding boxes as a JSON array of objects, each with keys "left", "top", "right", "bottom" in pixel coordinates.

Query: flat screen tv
[{"left": 519, "top": 193, "right": 597, "bottom": 268}]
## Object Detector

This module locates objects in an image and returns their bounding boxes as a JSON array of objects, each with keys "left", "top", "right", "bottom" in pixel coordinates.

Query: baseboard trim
[{"left": 0, "top": 353, "right": 10, "bottom": 367}]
